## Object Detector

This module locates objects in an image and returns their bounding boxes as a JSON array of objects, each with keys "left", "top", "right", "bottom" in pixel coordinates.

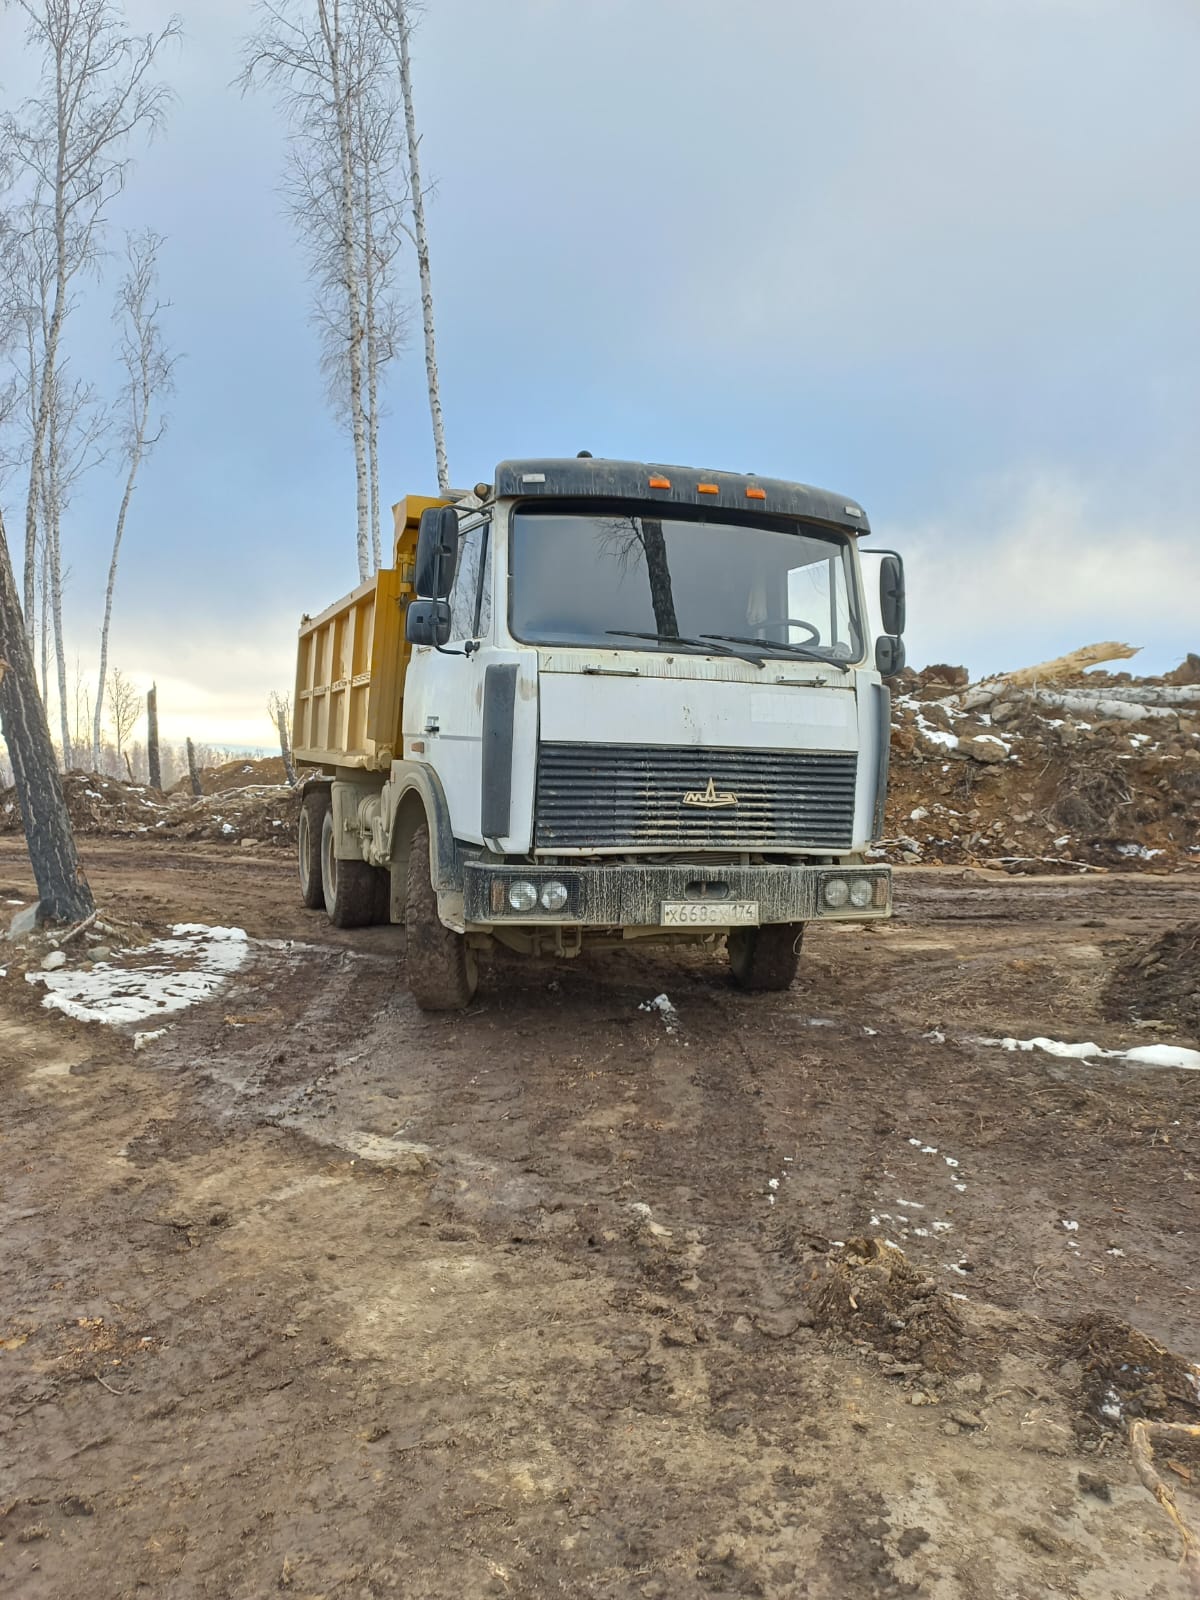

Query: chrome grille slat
[{"left": 535, "top": 743, "right": 857, "bottom": 851}]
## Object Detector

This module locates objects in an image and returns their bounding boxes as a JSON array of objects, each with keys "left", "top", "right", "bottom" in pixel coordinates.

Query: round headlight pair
[
  {"left": 822, "top": 876, "right": 875, "bottom": 909},
  {"left": 507, "top": 880, "right": 568, "bottom": 913}
]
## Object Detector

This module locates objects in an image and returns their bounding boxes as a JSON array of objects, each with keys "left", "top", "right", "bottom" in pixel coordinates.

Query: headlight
[
  {"left": 849, "top": 877, "right": 874, "bottom": 908},
  {"left": 508, "top": 880, "right": 538, "bottom": 912},
  {"left": 540, "top": 881, "right": 568, "bottom": 911},
  {"left": 822, "top": 878, "right": 850, "bottom": 908}
]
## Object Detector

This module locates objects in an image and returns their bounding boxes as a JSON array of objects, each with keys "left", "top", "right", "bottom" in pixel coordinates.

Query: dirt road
[{"left": 2, "top": 839, "right": 1199, "bottom": 1598}]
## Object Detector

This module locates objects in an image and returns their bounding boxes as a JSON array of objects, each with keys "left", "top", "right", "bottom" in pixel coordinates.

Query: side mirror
[
  {"left": 879, "top": 553, "right": 906, "bottom": 637},
  {"left": 406, "top": 598, "right": 451, "bottom": 648},
  {"left": 875, "top": 634, "right": 906, "bottom": 676},
  {"left": 414, "top": 506, "right": 460, "bottom": 599}
]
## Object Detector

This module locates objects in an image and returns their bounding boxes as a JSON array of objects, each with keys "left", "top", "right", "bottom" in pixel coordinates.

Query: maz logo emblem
[{"left": 682, "top": 777, "right": 739, "bottom": 809}]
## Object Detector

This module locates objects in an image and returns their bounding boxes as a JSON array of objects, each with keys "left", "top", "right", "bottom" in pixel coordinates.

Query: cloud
[{"left": 896, "top": 471, "right": 1200, "bottom": 676}]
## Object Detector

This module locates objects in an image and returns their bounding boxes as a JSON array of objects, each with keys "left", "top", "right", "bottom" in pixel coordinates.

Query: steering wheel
[{"left": 755, "top": 616, "right": 821, "bottom": 645}]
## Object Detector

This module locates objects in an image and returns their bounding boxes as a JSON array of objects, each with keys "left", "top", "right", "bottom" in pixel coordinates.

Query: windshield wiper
[
  {"left": 700, "top": 635, "right": 851, "bottom": 673},
  {"left": 605, "top": 630, "right": 764, "bottom": 667}
]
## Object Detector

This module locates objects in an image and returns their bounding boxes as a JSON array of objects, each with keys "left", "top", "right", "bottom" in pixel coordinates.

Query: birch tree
[
  {"left": 243, "top": 1, "right": 379, "bottom": 582},
  {"left": 267, "top": 688, "right": 297, "bottom": 784},
  {"left": 106, "top": 663, "right": 137, "bottom": 768},
  {"left": 92, "top": 230, "right": 174, "bottom": 771},
  {"left": 298, "top": 46, "right": 407, "bottom": 568},
  {"left": 1, "top": 0, "right": 179, "bottom": 646},
  {"left": 39, "top": 363, "right": 107, "bottom": 765},
  {"left": 372, "top": 0, "right": 449, "bottom": 492}
]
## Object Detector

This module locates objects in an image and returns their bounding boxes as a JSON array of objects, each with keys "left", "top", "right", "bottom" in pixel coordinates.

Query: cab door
[{"left": 406, "top": 514, "right": 493, "bottom": 843}]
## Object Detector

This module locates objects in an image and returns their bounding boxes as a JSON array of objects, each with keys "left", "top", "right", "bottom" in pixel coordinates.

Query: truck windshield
[{"left": 509, "top": 503, "right": 864, "bottom": 661}]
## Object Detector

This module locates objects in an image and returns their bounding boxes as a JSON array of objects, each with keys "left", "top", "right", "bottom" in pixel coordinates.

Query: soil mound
[
  {"left": 1063, "top": 1313, "right": 1200, "bottom": 1426},
  {"left": 1103, "top": 922, "right": 1200, "bottom": 1044},
  {"left": 0, "top": 771, "right": 298, "bottom": 846},
  {"left": 169, "top": 756, "right": 288, "bottom": 795},
  {"left": 883, "top": 649, "right": 1200, "bottom": 873},
  {"left": 806, "top": 1237, "right": 964, "bottom": 1372}
]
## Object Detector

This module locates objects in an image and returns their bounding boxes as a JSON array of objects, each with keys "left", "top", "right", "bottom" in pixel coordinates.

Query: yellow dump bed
[{"left": 293, "top": 495, "right": 445, "bottom": 772}]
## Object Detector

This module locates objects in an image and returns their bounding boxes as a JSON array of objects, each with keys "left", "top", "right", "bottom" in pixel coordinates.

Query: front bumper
[{"left": 462, "top": 861, "right": 891, "bottom": 928}]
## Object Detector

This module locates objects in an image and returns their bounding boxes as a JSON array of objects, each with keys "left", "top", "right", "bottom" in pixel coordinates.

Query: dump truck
[{"left": 293, "top": 456, "right": 905, "bottom": 1010}]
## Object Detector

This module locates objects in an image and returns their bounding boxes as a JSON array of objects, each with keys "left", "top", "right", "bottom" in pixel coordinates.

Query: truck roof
[{"left": 492, "top": 458, "right": 871, "bottom": 535}]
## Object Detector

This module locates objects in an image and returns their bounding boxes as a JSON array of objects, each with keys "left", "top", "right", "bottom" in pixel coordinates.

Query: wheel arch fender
[{"left": 386, "top": 762, "right": 461, "bottom": 896}]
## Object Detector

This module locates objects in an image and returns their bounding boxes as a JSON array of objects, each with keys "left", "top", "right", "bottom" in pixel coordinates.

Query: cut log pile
[{"left": 882, "top": 646, "right": 1200, "bottom": 872}]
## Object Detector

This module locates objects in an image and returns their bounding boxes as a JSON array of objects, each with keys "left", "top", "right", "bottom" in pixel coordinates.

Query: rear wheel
[
  {"left": 728, "top": 922, "right": 804, "bottom": 991},
  {"left": 405, "top": 822, "right": 477, "bottom": 1011},
  {"left": 298, "top": 789, "right": 329, "bottom": 910},
  {"left": 321, "top": 808, "right": 380, "bottom": 929}
]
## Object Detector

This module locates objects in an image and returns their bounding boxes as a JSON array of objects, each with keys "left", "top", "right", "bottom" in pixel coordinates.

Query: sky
[{"left": 2, "top": 0, "right": 1199, "bottom": 750}]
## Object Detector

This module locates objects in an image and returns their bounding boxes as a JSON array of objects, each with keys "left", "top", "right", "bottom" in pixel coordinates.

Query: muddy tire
[
  {"left": 405, "top": 823, "right": 477, "bottom": 1011},
  {"left": 320, "top": 808, "right": 379, "bottom": 929},
  {"left": 298, "top": 789, "right": 329, "bottom": 910},
  {"left": 728, "top": 923, "right": 803, "bottom": 991}
]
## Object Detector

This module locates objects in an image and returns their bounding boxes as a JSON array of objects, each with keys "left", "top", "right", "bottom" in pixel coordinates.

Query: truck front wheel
[
  {"left": 405, "top": 823, "right": 477, "bottom": 1011},
  {"left": 298, "top": 789, "right": 329, "bottom": 910},
  {"left": 321, "top": 809, "right": 380, "bottom": 929},
  {"left": 727, "top": 923, "right": 803, "bottom": 992}
]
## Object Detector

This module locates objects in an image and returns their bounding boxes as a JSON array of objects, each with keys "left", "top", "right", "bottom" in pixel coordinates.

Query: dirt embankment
[
  {"left": 0, "top": 762, "right": 298, "bottom": 847},
  {"left": 882, "top": 654, "right": 1200, "bottom": 874}
]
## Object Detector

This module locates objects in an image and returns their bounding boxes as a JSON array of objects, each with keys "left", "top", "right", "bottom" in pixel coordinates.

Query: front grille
[{"left": 535, "top": 743, "right": 857, "bottom": 852}]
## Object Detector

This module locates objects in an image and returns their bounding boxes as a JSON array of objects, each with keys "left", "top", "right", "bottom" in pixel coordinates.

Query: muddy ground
[{"left": 2, "top": 839, "right": 1199, "bottom": 1599}]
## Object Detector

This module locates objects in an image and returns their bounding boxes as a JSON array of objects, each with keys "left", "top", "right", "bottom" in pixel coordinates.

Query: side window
[
  {"left": 448, "top": 519, "right": 489, "bottom": 640},
  {"left": 476, "top": 525, "right": 493, "bottom": 639}
]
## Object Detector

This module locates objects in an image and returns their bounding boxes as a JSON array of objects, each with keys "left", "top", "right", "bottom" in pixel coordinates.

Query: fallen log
[
  {"left": 1027, "top": 689, "right": 1176, "bottom": 723},
  {"left": 1051, "top": 684, "right": 1200, "bottom": 707},
  {"left": 997, "top": 642, "right": 1140, "bottom": 686}
]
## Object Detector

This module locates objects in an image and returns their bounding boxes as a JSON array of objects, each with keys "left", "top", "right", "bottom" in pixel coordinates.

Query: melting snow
[
  {"left": 916, "top": 719, "right": 959, "bottom": 751},
  {"left": 27, "top": 924, "right": 249, "bottom": 1026},
  {"left": 978, "top": 1035, "right": 1200, "bottom": 1071}
]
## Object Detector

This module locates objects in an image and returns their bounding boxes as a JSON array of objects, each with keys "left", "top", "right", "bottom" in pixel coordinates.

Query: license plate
[{"left": 661, "top": 901, "right": 760, "bottom": 927}]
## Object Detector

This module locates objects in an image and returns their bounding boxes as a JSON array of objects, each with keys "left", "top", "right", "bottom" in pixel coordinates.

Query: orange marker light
[
  {"left": 648, "top": 474, "right": 671, "bottom": 489},
  {"left": 697, "top": 483, "right": 719, "bottom": 495},
  {"left": 745, "top": 485, "right": 766, "bottom": 500}
]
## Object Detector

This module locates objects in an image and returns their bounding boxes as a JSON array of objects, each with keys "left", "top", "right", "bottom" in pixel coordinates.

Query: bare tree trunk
[
  {"left": 123, "top": 750, "right": 133, "bottom": 782},
  {"left": 276, "top": 710, "right": 297, "bottom": 786},
  {"left": 317, "top": 0, "right": 372, "bottom": 581},
  {"left": 93, "top": 233, "right": 173, "bottom": 769},
  {"left": 0, "top": 505, "right": 94, "bottom": 925},
  {"left": 360, "top": 94, "right": 383, "bottom": 571},
  {"left": 146, "top": 683, "right": 161, "bottom": 789},
  {"left": 45, "top": 394, "right": 72, "bottom": 769},
  {"left": 391, "top": 1, "right": 449, "bottom": 493},
  {"left": 39, "top": 532, "right": 49, "bottom": 703},
  {"left": 94, "top": 443, "right": 141, "bottom": 770},
  {"left": 186, "top": 737, "right": 202, "bottom": 795}
]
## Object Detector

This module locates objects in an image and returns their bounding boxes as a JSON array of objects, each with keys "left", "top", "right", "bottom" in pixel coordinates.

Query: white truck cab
[{"left": 294, "top": 457, "right": 904, "bottom": 1010}]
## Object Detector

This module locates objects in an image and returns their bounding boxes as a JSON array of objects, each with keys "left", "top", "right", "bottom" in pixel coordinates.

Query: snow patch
[
  {"left": 978, "top": 1035, "right": 1200, "bottom": 1071},
  {"left": 26, "top": 924, "right": 249, "bottom": 1026}
]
